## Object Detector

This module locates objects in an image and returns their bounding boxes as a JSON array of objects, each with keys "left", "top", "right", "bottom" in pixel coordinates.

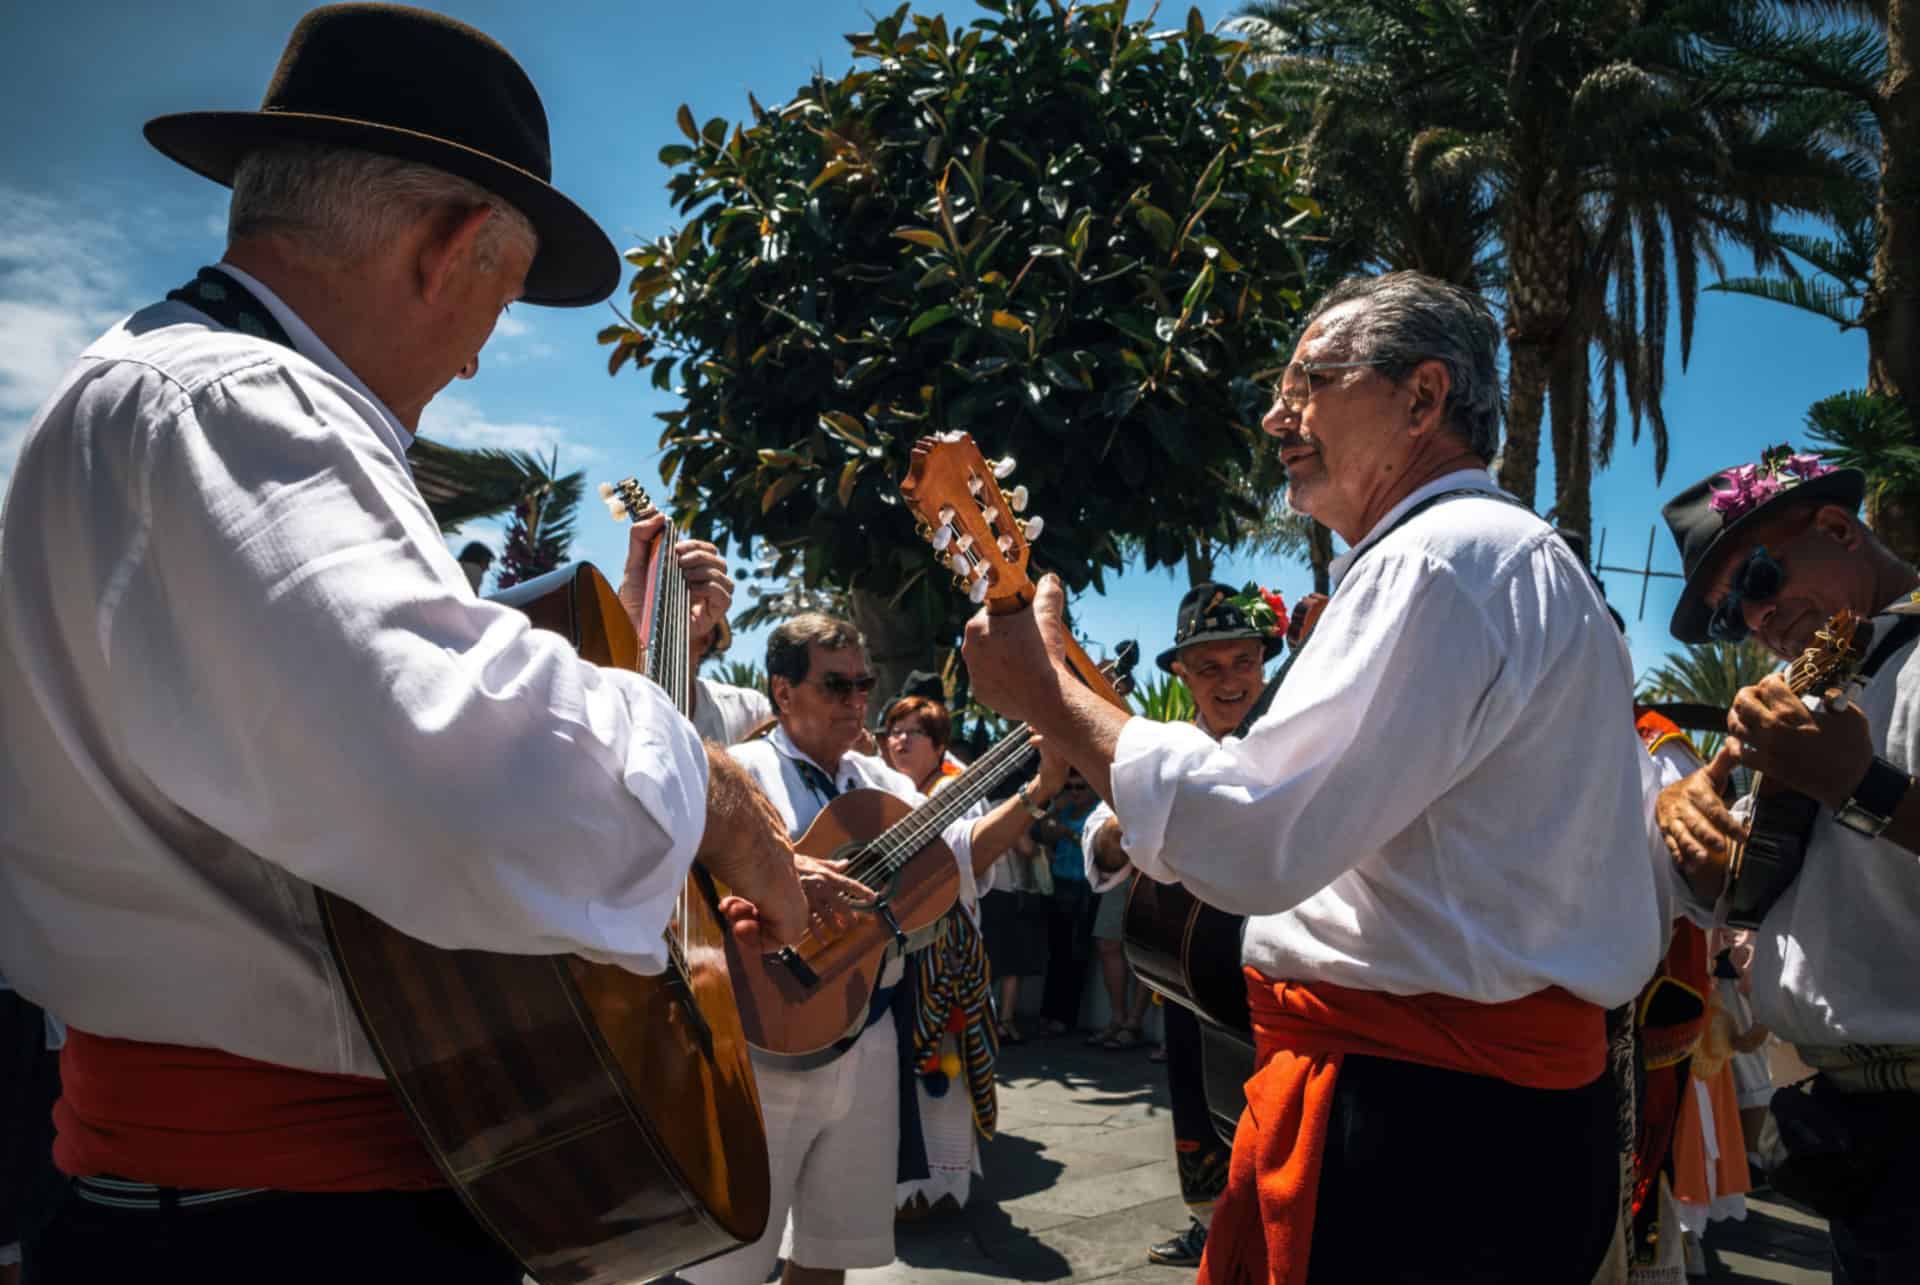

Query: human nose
[{"left": 1261, "top": 396, "right": 1300, "bottom": 438}]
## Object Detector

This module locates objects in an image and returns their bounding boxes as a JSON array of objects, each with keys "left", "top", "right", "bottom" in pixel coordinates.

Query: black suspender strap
[{"left": 166, "top": 267, "right": 296, "bottom": 353}]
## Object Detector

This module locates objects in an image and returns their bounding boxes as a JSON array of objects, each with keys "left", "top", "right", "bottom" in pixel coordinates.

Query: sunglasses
[
  {"left": 1707, "top": 545, "right": 1786, "bottom": 642},
  {"left": 804, "top": 673, "right": 879, "bottom": 700}
]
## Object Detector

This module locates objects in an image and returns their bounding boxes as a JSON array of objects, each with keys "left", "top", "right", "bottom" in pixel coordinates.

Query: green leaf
[
  {"left": 818, "top": 411, "right": 871, "bottom": 448},
  {"left": 908, "top": 304, "right": 958, "bottom": 336},
  {"left": 676, "top": 104, "right": 698, "bottom": 142},
  {"left": 1133, "top": 203, "right": 1175, "bottom": 252},
  {"left": 893, "top": 227, "right": 948, "bottom": 250},
  {"left": 838, "top": 459, "right": 861, "bottom": 507},
  {"left": 658, "top": 144, "right": 696, "bottom": 167},
  {"left": 761, "top": 473, "right": 807, "bottom": 514}
]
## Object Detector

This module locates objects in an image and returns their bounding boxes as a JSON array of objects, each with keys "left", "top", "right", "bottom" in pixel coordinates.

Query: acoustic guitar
[
  {"left": 729, "top": 643, "right": 1139, "bottom": 1060},
  {"left": 314, "top": 478, "right": 769, "bottom": 1285},
  {"left": 1722, "top": 609, "right": 1869, "bottom": 928}
]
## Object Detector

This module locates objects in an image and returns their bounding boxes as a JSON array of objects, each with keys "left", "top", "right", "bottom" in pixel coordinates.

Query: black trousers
[
  {"left": 1827, "top": 1089, "right": 1920, "bottom": 1283},
  {"left": 23, "top": 1183, "right": 522, "bottom": 1285},
  {"left": 0, "top": 990, "right": 60, "bottom": 1254},
  {"left": 1164, "top": 1003, "right": 1231, "bottom": 1212},
  {"left": 1039, "top": 882, "right": 1094, "bottom": 1026},
  {"left": 1302, "top": 1053, "right": 1618, "bottom": 1284}
]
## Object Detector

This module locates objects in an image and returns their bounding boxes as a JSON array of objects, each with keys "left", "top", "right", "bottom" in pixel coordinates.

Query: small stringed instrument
[
  {"left": 315, "top": 478, "right": 768, "bottom": 1285},
  {"left": 729, "top": 646, "right": 1139, "bottom": 1060},
  {"left": 1723, "top": 609, "right": 1869, "bottom": 928}
]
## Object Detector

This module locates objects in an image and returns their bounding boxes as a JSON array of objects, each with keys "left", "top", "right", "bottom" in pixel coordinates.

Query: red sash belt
[
  {"left": 1197, "top": 969, "right": 1606, "bottom": 1285},
  {"left": 53, "top": 1029, "right": 442, "bottom": 1192}
]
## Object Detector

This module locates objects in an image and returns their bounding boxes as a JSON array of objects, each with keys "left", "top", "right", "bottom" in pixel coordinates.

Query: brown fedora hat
[{"left": 144, "top": 4, "right": 617, "bottom": 307}]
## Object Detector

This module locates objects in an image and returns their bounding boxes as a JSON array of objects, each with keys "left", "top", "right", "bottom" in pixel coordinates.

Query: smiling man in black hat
[
  {"left": 1654, "top": 445, "right": 1920, "bottom": 1279},
  {"left": 0, "top": 7, "right": 821, "bottom": 1281}
]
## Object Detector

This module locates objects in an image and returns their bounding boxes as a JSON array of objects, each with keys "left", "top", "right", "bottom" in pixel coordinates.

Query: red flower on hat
[
  {"left": 1227, "top": 583, "right": 1289, "bottom": 639},
  {"left": 1708, "top": 444, "right": 1835, "bottom": 523}
]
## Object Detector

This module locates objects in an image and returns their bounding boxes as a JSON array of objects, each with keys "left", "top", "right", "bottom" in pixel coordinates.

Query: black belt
[{"left": 71, "top": 1175, "right": 274, "bottom": 1212}]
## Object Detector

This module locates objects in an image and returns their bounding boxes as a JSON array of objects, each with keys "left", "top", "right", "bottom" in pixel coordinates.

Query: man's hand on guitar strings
[
  {"left": 794, "top": 856, "right": 873, "bottom": 938},
  {"left": 1656, "top": 745, "right": 1745, "bottom": 903},
  {"left": 699, "top": 749, "right": 810, "bottom": 950},
  {"left": 614, "top": 510, "right": 734, "bottom": 661},
  {"left": 961, "top": 573, "right": 1073, "bottom": 727},
  {"left": 1726, "top": 673, "right": 1873, "bottom": 811}
]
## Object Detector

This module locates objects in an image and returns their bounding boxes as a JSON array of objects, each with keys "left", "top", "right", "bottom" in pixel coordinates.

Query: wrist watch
[
  {"left": 1833, "top": 756, "right": 1913, "bottom": 838},
  {"left": 1017, "top": 781, "right": 1050, "bottom": 820}
]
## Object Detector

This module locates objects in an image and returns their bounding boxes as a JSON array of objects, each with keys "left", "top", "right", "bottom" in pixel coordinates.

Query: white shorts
[{"left": 680, "top": 1018, "right": 899, "bottom": 1283}]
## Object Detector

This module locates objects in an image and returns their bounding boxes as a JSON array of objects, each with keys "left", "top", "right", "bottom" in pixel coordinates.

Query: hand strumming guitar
[
  {"left": 697, "top": 747, "right": 810, "bottom": 951},
  {"left": 1725, "top": 672, "right": 1874, "bottom": 811},
  {"left": 1656, "top": 745, "right": 1744, "bottom": 903}
]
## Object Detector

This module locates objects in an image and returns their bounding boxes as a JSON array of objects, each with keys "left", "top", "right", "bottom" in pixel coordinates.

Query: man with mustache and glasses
[
  {"left": 963, "top": 271, "right": 1665, "bottom": 1283},
  {"left": 1654, "top": 450, "right": 1920, "bottom": 1281},
  {"left": 680, "top": 613, "right": 1067, "bottom": 1285}
]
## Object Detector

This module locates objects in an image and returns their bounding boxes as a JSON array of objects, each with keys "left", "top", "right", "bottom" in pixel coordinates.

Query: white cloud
[
  {"left": 482, "top": 309, "right": 554, "bottom": 366},
  {"left": 0, "top": 188, "right": 149, "bottom": 495},
  {"left": 417, "top": 392, "right": 600, "bottom": 464}
]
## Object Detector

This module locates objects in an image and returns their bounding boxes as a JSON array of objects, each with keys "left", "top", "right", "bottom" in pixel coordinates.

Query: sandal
[
  {"left": 1084, "top": 1023, "right": 1121, "bottom": 1047},
  {"left": 998, "top": 1022, "right": 1024, "bottom": 1046},
  {"left": 1102, "top": 1024, "right": 1144, "bottom": 1050}
]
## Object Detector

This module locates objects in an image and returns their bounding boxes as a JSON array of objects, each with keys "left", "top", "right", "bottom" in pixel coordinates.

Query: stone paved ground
[{"left": 845, "top": 1032, "right": 1834, "bottom": 1284}]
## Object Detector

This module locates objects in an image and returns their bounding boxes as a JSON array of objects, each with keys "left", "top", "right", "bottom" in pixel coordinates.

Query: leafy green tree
[
  {"left": 713, "top": 658, "right": 767, "bottom": 693},
  {"left": 1807, "top": 387, "right": 1920, "bottom": 561},
  {"left": 1235, "top": 0, "right": 1861, "bottom": 549},
  {"left": 1128, "top": 671, "right": 1199, "bottom": 724},
  {"left": 602, "top": 0, "right": 1316, "bottom": 693},
  {"left": 494, "top": 449, "right": 585, "bottom": 589}
]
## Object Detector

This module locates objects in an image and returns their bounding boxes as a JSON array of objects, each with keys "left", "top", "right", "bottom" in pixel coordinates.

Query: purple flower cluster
[{"left": 1707, "top": 444, "right": 1834, "bottom": 522}]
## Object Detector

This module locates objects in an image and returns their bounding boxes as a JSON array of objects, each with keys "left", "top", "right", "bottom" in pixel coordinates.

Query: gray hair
[
  {"left": 1301, "top": 271, "right": 1504, "bottom": 462},
  {"left": 766, "top": 613, "right": 865, "bottom": 711},
  {"left": 228, "top": 143, "right": 538, "bottom": 271}
]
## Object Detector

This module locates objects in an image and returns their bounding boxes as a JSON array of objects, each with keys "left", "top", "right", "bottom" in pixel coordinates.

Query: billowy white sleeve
[
  {"left": 104, "top": 363, "right": 706, "bottom": 974},
  {"left": 1109, "top": 551, "right": 1502, "bottom": 915},
  {"left": 1081, "top": 799, "right": 1133, "bottom": 892}
]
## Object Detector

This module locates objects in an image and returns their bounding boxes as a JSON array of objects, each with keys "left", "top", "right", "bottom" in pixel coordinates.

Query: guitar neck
[
  {"left": 869, "top": 725, "right": 1040, "bottom": 868},
  {"left": 643, "top": 519, "right": 692, "bottom": 715}
]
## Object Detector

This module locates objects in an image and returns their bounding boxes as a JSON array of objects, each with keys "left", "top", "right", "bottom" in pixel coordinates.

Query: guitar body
[
  {"left": 318, "top": 561, "right": 768, "bottom": 1285},
  {"left": 727, "top": 788, "right": 961, "bottom": 1059},
  {"left": 1198, "top": 1020, "right": 1256, "bottom": 1147},
  {"left": 1121, "top": 877, "right": 1251, "bottom": 1033}
]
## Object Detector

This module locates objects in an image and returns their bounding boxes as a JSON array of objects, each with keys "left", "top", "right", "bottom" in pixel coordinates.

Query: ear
[
  {"left": 1403, "top": 358, "right": 1453, "bottom": 440},
  {"left": 417, "top": 203, "right": 496, "bottom": 304},
  {"left": 1808, "top": 503, "right": 1862, "bottom": 549}
]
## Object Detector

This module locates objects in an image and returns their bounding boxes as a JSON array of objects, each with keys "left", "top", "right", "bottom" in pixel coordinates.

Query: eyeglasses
[
  {"left": 803, "top": 673, "right": 879, "bottom": 701},
  {"left": 1271, "top": 359, "right": 1390, "bottom": 418},
  {"left": 885, "top": 726, "right": 930, "bottom": 742},
  {"left": 1707, "top": 545, "right": 1787, "bottom": 642}
]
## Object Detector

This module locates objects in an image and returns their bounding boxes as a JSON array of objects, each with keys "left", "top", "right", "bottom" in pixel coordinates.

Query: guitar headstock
[
  {"left": 597, "top": 477, "right": 652, "bottom": 526},
  {"left": 1789, "top": 609, "right": 1869, "bottom": 695},
  {"left": 900, "top": 433, "right": 1044, "bottom": 612}
]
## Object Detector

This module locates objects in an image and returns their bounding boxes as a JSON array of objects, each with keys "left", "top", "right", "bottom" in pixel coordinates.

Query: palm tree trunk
[
  {"left": 1871, "top": 0, "right": 1920, "bottom": 437},
  {"left": 1548, "top": 341, "right": 1593, "bottom": 548},
  {"left": 1501, "top": 337, "right": 1549, "bottom": 510}
]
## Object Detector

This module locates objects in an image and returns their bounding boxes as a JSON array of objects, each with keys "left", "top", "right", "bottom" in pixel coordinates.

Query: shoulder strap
[
  {"left": 1861, "top": 610, "right": 1920, "bottom": 680},
  {"left": 1228, "top": 486, "right": 1510, "bottom": 737},
  {"left": 166, "top": 267, "right": 296, "bottom": 353}
]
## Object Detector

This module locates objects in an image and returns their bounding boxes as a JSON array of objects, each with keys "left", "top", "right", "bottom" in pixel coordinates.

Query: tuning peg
[
  {"left": 606, "top": 498, "right": 629, "bottom": 520},
  {"left": 982, "top": 506, "right": 999, "bottom": 525},
  {"left": 992, "top": 456, "right": 1016, "bottom": 480},
  {"left": 955, "top": 533, "right": 975, "bottom": 553},
  {"left": 938, "top": 505, "right": 956, "bottom": 525},
  {"left": 948, "top": 552, "right": 970, "bottom": 576},
  {"left": 997, "top": 534, "right": 1015, "bottom": 554},
  {"left": 968, "top": 473, "right": 984, "bottom": 496},
  {"left": 969, "top": 576, "right": 990, "bottom": 604},
  {"left": 930, "top": 526, "right": 953, "bottom": 551},
  {"left": 1023, "top": 515, "right": 1045, "bottom": 541},
  {"left": 1008, "top": 485, "right": 1029, "bottom": 513},
  {"left": 597, "top": 481, "right": 616, "bottom": 500}
]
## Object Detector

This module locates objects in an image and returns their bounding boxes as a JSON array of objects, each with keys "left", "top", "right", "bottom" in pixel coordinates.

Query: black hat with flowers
[
  {"left": 1157, "top": 581, "right": 1288, "bottom": 673},
  {"left": 142, "top": 4, "right": 618, "bottom": 306},
  {"left": 1663, "top": 445, "right": 1864, "bottom": 644}
]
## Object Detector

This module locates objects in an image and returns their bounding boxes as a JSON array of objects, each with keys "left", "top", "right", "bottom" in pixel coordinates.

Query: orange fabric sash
[
  {"left": 53, "top": 1029, "right": 443, "bottom": 1192},
  {"left": 1196, "top": 971, "right": 1606, "bottom": 1285}
]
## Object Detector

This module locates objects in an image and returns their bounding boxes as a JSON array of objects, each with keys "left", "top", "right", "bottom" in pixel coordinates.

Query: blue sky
[{"left": 0, "top": 0, "right": 1870, "bottom": 684}]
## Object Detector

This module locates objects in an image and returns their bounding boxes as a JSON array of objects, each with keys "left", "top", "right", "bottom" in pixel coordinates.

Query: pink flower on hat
[{"left": 1708, "top": 445, "right": 1834, "bottom": 523}]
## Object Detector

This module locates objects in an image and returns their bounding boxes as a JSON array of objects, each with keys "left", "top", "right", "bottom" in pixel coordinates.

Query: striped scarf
[
  {"left": 1798, "top": 1042, "right": 1920, "bottom": 1094},
  {"left": 912, "top": 911, "right": 998, "bottom": 1138}
]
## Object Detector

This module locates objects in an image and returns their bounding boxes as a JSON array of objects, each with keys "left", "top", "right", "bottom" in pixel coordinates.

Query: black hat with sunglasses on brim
[{"left": 1662, "top": 446, "right": 1864, "bottom": 645}]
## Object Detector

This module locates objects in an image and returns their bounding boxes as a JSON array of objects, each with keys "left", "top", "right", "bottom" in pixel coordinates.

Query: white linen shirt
[
  {"left": 0, "top": 271, "right": 709, "bottom": 1078},
  {"left": 693, "top": 675, "right": 773, "bottom": 746},
  {"left": 1743, "top": 622, "right": 1920, "bottom": 1049},
  {"left": 728, "top": 725, "right": 981, "bottom": 988},
  {"left": 1107, "top": 471, "right": 1665, "bottom": 1010}
]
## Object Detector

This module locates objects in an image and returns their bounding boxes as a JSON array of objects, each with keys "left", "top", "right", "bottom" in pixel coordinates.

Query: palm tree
[
  {"left": 494, "top": 449, "right": 585, "bottom": 589},
  {"left": 1638, "top": 639, "right": 1779, "bottom": 756},
  {"left": 1702, "top": 0, "right": 1915, "bottom": 431},
  {"left": 1233, "top": 0, "right": 1862, "bottom": 549}
]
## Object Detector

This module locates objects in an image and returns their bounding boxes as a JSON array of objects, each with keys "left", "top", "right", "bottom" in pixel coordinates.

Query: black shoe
[{"left": 1147, "top": 1219, "right": 1207, "bottom": 1267}]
